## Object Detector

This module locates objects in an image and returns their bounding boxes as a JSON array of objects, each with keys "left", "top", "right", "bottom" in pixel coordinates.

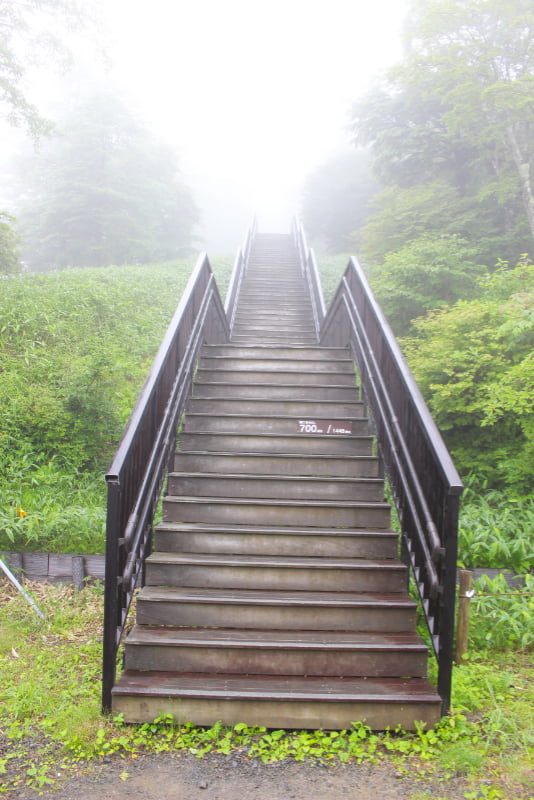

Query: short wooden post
[{"left": 455, "top": 569, "right": 473, "bottom": 663}]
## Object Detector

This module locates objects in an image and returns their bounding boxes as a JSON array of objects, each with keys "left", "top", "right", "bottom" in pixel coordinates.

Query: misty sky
[{"left": 3, "top": 0, "right": 408, "bottom": 251}]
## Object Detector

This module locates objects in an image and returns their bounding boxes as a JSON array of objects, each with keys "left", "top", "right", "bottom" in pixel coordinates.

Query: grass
[
  {"left": 0, "top": 255, "right": 234, "bottom": 556},
  {"left": 0, "top": 580, "right": 532, "bottom": 797}
]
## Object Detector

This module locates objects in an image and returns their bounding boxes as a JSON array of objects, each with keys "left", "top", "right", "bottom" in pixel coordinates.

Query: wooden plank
[{"left": 1, "top": 551, "right": 105, "bottom": 584}]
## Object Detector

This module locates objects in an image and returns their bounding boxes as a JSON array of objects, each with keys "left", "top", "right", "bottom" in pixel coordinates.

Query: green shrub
[
  {"left": 0, "top": 257, "right": 233, "bottom": 552},
  {"left": 468, "top": 573, "right": 534, "bottom": 652},
  {"left": 459, "top": 490, "right": 534, "bottom": 573}
]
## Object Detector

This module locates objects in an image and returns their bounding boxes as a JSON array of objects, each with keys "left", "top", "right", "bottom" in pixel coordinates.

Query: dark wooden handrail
[
  {"left": 318, "top": 255, "right": 463, "bottom": 714},
  {"left": 101, "top": 253, "right": 229, "bottom": 712},
  {"left": 292, "top": 218, "right": 326, "bottom": 341},
  {"left": 225, "top": 217, "right": 257, "bottom": 336}
]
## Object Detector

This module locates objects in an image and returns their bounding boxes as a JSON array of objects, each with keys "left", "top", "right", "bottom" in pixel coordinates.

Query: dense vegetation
[
  {"left": 14, "top": 91, "right": 199, "bottom": 271},
  {"left": 0, "top": 257, "right": 232, "bottom": 553},
  {"left": 303, "top": 0, "right": 534, "bottom": 518}
]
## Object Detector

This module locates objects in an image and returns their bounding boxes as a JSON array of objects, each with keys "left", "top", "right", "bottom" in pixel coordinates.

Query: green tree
[
  {"left": 301, "top": 150, "right": 379, "bottom": 252},
  {"left": 402, "top": 257, "right": 534, "bottom": 491},
  {"left": 352, "top": 0, "right": 534, "bottom": 263},
  {"left": 0, "top": 212, "right": 20, "bottom": 273},
  {"left": 405, "top": 0, "right": 534, "bottom": 240},
  {"left": 369, "top": 234, "right": 485, "bottom": 334},
  {"left": 18, "top": 90, "right": 199, "bottom": 270},
  {"left": 0, "top": 0, "right": 95, "bottom": 137}
]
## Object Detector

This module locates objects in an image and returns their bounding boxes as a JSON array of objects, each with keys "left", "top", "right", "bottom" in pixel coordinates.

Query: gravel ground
[{"left": 12, "top": 750, "right": 483, "bottom": 800}]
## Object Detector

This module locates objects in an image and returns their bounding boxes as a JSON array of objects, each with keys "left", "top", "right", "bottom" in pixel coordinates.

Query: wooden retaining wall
[{"left": 1, "top": 551, "right": 105, "bottom": 589}]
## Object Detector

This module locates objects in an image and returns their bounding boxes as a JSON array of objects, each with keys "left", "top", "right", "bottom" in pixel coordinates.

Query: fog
[{"left": 2, "top": 0, "right": 407, "bottom": 253}]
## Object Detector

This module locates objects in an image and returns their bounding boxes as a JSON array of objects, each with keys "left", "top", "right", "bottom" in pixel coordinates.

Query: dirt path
[{"left": 17, "top": 751, "right": 477, "bottom": 800}]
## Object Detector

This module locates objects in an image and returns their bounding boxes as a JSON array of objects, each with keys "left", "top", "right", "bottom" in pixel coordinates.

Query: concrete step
[
  {"left": 201, "top": 345, "right": 349, "bottom": 360},
  {"left": 166, "top": 472, "right": 384, "bottom": 502},
  {"left": 182, "top": 413, "right": 368, "bottom": 436},
  {"left": 196, "top": 369, "right": 355, "bottom": 386},
  {"left": 145, "top": 552, "right": 404, "bottom": 592},
  {"left": 123, "top": 627, "right": 429, "bottom": 678},
  {"left": 112, "top": 672, "right": 441, "bottom": 730},
  {"left": 230, "top": 334, "right": 319, "bottom": 345},
  {"left": 192, "top": 381, "right": 359, "bottom": 401},
  {"left": 186, "top": 397, "right": 365, "bottom": 417},
  {"left": 163, "top": 495, "right": 390, "bottom": 528},
  {"left": 173, "top": 451, "right": 379, "bottom": 478},
  {"left": 178, "top": 431, "right": 374, "bottom": 456},
  {"left": 135, "top": 586, "right": 417, "bottom": 631},
  {"left": 154, "top": 522, "right": 398, "bottom": 558},
  {"left": 199, "top": 357, "right": 354, "bottom": 373}
]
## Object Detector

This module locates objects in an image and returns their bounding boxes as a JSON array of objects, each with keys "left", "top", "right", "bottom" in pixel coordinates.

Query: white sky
[
  {"left": 100, "top": 0, "right": 407, "bottom": 247},
  {"left": 3, "top": 0, "right": 408, "bottom": 251}
]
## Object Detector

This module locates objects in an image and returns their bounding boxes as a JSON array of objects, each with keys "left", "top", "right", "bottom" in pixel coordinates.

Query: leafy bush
[
  {"left": 402, "top": 258, "right": 534, "bottom": 491},
  {"left": 0, "top": 260, "right": 198, "bottom": 471},
  {"left": 469, "top": 573, "right": 534, "bottom": 652},
  {"left": 0, "top": 256, "right": 233, "bottom": 553},
  {"left": 0, "top": 212, "right": 21, "bottom": 274},
  {"left": 368, "top": 234, "right": 485, "bottom": 335},
  {"left": 459, "top": 490, "right": 534, "bottom": 572},
  {"left": 317, "top": 253, "right": 352, "bottom": 304}
]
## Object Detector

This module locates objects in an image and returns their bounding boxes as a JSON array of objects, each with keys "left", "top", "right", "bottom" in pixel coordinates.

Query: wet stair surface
[{"left": 112, "top": 233, "right": 441, "bottom": 729}]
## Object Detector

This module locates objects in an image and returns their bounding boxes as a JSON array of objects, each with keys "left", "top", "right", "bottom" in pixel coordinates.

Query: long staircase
[{"left": 111, "top": 233, "right": 442, "bottom": 729}]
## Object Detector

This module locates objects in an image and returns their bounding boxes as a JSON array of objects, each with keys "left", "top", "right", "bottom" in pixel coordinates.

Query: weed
[
  {"left": 0, "top": 257, "right": 234, "bottom": 554},
  {"left": 469, "top": 574, "right": 534, "bottom": 651},
  {"left": 459, "top": 490, "right": 534, "bottom": 573}
]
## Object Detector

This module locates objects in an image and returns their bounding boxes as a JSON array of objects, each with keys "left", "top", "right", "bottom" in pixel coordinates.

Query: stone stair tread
[
  {"left": 168, "top": 471, "right": 381, "bottom": 485},
  {"left": 163, "top": 495, "right": 388, "bottom": 510},
  {"left": 146, "top": 552, "right": 402, "bottom": 570},
  {"left": 138, "top": 585, "right": 416, "bottom": 607},
  {"left": 113, "top": 672, "right": 440, "bottom": 704},
  {"left": 199, "top": 358, "right": 354, "bottom": 370},
  {"left": 184, "top": 412, "right": 364, "bottom": 423},
  {"left": 125, "top": 626, "right": 428, "bottom": 650},
  {"left": 194, "top": 379, "right": 358, "bottom": 389},
  {"left": 155, "top": 521, "right": 395, "bottom": 538},
  {"left": 202, "top": 345, "right": 348, "bottom": 359},
  {"left": 178, "top": 432, "right": 373, "bottom": 444},
  {"left": 173, "top": 451, "right": 377, "bottom": 468}
]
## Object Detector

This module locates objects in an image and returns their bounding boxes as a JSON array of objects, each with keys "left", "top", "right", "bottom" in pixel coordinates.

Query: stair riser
[
  {"left": 234, "top": 298, "right": 310, "bottom": 307},
  {"left": 136, "top": 600, "right": 417, "bottom": 632},
  {"left": 196, "top": 370, "right": 356, "bottom": 386},
  {"left": 163, "top": 499, "right": 390, "bottom": 528},
  {"left": 183, "top": 416, "right": 368, "bottom": 436},
  {"left": 167, "top": 475, "right": 384, "bottom": 502},
  {"left": 145, "top": 564, "right": 405, "bottom": 592},
  {"left": 229, "top": 330, "right": 315, "bottom": 342},
  {"left": 192, "top": 383, "right": 359, "bottom": 401},
  {"left": 178, "top": 433, "right": 373, "bottom": 455},
  {"left": 199, "top": 358, "right": 353, "bottom": 373},
  {"left": 112, "top": 695, "right": 440, "bottom": 731},
  {"left": 154, "top": 530, "right": 398, "bottom": 559},
  {"left": 230, "top": 340, "right": 319, "bottom": 347},
  {"left": 124, "top": 646, "right": 427, "bottom": 678},
  {"left": 232, "top": 312, "right": 314, "bottom": 322},
  {"left": 173, "top": 453, "right": 379, "bottom": 478},
  {"left": 187, "top": 398, "right": 365, "bottom": 417},
  {"left": 202, "top": 346, "right": 347, "bottom": 360}
]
